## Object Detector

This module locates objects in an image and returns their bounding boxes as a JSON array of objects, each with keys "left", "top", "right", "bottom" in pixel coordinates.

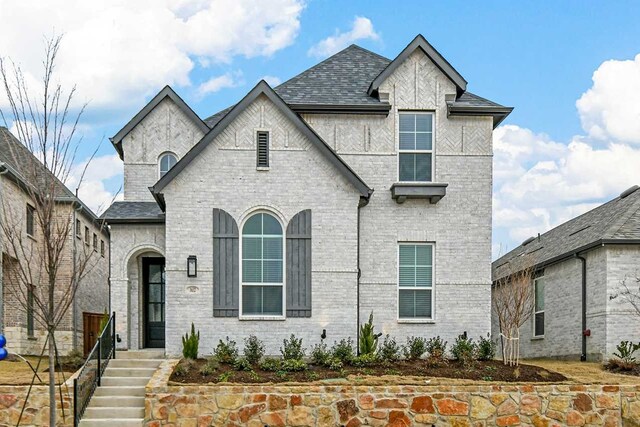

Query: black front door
[{"left": 143, "top": 258, "right": 165, "bottom": 348}]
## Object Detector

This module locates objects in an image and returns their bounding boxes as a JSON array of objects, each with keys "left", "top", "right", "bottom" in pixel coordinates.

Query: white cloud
[
  {"left": 0, "top": 0, "right": 304, "bottom": 112},
  {"left": 261, "top": 75, "right": 282, "bottom": 86},
  {"left": 308, "top": 16, "right": 379, "bottom": 58},
  {"left": 576, "top": 54, "right": 640, "bottom": 143},
  {"left": 66, "top": 153, "right": 124, "bottom": 214},
  {"left": 197, "top": 71, "right": 243, "bottom": 96}
]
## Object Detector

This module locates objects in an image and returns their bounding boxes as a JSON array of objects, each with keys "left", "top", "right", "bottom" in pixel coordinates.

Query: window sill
[
  {"left": 27, "top": 234, "right": 36, "bottom": 242},
  {"left": 531, "top": 336, "right": 544, "bottom": 341},
  {"left": 397, "top": 319, "right": 435, "bottom": 324},
  {"left": 27, "top": 336, "right": 37, "bottom": 341},
  {"left": 391, "top": 182, "right": 448, "bottom": 204},
  {"left": 256, "top": 166, "right": 270, "bottom": 171},
  {"left": 239, "top": 315, "right": 285, "bottom": 321}
]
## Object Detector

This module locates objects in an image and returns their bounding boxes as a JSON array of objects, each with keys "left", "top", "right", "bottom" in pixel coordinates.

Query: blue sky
[{"left": 2, "top": 0, "right": 640, "bottom": 258}]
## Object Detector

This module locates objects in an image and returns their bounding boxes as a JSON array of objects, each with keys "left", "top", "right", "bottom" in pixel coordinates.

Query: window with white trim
[
  {"left": 398, "top": 112, "right": 433, "bottom": 182},
  {"left": 398, "top": 243, "right": 434, "bottom": 319},
  {"left": 159, "top": 153, "right": 177, "bottom": 178},
  {"left": 241, "top": 212, "right": 283, "bottom": 316},
  {"left": 534, "top": 277, "right": 545, "bottom": 337}
]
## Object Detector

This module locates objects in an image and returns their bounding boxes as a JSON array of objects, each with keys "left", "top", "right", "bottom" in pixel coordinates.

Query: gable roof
[
  {"left": 152, "top": 80, "right": 373, "bottom": 205},
  {"left": 110, "top": 86, "right": 209, "bottom": 160},
  {"left": 447, "top": 92, "right": 514, "bottom": 127},
  {"left": 493, "top": 186, "right": 640, "bottom": 281},
  {"left": 368, "top": 34, "right": 467, "bottom": 97},
  {"left": 101, "top": 201, "right": 165, "bottom": 224}
]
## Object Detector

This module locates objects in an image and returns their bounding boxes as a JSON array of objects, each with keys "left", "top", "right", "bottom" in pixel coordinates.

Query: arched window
[
  {"left": 241, "top": 212, "right": 284, "bottom": 316},
  {"left": 158, "top": 153, "right": 177, "bottom": 178}
]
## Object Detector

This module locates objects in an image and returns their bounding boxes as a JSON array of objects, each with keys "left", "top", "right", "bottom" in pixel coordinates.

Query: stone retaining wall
[
  {"left": 0, "top": 385, "right": 74, "bottom": 426},
  {"left": 145, "top": 362, "right": 640, "bottom": 427}
]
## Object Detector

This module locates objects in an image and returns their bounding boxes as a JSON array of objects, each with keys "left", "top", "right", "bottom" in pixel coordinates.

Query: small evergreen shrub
[
  {"left": 608, "top": 340, "right": 640, "bottom": 371},
  {"left": 182, "top": 323, "right": 200, "bottom": 360},
  {"left": 243, "top": 335, "right": 265, "bottom": 365},
  {"left": 358, "top": 312, "right": 381, "bottom": 355},
  {"left": 328, "top": 357, "right": 344, "bottom": 371},
  {"left": 403, "top": 336, "right": 427, "bottom": 360},
  {"left": 351, "top": 353, "right": 379, "bottom": 368},
  {"left": 281, "top": 359, "right": 308, "bottom": 372},
  {"left": 477, "top": 334, "right": 497, "bottom": 361},
  {"left": 233, "top": 356, "right": 253, "bottom": 371},
  {"left": 311, "top": 340, "right": 332, "bottom": 366},
  {"left": 331, "top": 338, "right": 355, "bottom": 364},
  {"left": 281, "top": 334, "right": 306, "bottom": 361},
  {"left": 425, "top": 336, "right": 448, "bottom": 367},
  {"left": 451, "top": 335, "right": 477, "bottom": 364},
  {"left": 259, "top": 357, "right": 281, "bottom": 372},
  {"left": 378, "top": 335, "right": 401, "bottom": 363},
  {"left": 214, "top": 337, "right": 238, "bottom": 364}
]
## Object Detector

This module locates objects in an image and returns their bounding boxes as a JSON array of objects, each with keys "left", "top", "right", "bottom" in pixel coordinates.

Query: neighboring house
[
  {"left": 102, "top": 34, "right": 512, "bottom": 355},
  {"left": 492, "top": 186, "right": 640, "bottom": 361},
  {"left": 0, "top": 127, "right": 110, "bottom": 356}
]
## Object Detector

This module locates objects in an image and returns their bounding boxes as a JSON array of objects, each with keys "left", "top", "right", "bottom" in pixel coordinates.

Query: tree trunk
[{"left": 48, "top": 329, "right": 56, "bottom": 426}]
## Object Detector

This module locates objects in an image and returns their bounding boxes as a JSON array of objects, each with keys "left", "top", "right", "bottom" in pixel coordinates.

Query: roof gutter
[
  {"left": 290, "top": 103, "right": 391, "bottom": 116},
  {"left": 447, "top": 104, "right": 514, "bottom": 128}
]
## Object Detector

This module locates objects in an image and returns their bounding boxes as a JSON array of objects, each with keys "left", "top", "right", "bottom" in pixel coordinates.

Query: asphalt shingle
[{"left": 101, "top": 201, "right": 165, "bottom": 223}]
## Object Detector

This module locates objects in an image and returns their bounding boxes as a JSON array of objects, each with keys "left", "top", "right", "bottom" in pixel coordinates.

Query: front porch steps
[{"left": 78, "top": 350, "right": 164, "bottom": 427}]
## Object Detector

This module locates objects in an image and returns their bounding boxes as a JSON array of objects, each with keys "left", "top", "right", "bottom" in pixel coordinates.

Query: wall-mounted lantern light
[
  {"left": 320, "top": 329, "right": 327, "bottom": 340},
  {"left": 187, "top": 255, "right": 197, "bottom": 277}
]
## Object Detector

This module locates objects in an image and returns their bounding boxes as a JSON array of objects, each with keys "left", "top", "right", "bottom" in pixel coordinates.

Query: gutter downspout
[
  {"left": 0, "top": 162, "right": 8, "bottom": 334},
  {"left": 356, "top": 195, "right": 371, "bottom": 355},
  {"left": 576, "top": 254, "right": 587, "bottom": 361}
]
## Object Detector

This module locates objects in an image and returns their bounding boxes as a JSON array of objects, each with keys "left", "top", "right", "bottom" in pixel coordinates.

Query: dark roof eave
[
  {"left": 447, "top": 105, "right": 514, "bottom": 128},
  {"left": 289, "top": 103, "right": 391, "bottom": 115},
  {"left": 104, "top": 217, "right": 165, "bottom": 225}
]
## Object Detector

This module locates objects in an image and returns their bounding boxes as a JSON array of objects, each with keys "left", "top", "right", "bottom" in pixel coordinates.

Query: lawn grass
[
  {"left": 0, "top": 356, "right": 76, "bottom": 385},
  {"left": 525, "top": 358, "right": 640, "bottom": 384}
]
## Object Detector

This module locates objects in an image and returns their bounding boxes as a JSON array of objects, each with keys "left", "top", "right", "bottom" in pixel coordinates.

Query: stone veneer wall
[
  {"left": 0, "top": 385, "right": 74, "bottom": 426},
  {"left": 145, "top": 362, "right": 640, "bottom": 427}
]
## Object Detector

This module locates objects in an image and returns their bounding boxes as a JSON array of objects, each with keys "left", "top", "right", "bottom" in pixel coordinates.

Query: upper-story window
[
  {"left": 399, "top": 112, "right": 433, "bottom": 182},
  {"left": 159, "top": 153, "right": 178, "bottom": 179},
  {"left": 241, "top": 212, "right": 284, "bottom": 317},
  {"left": 26, "top": 204, "right": 35, "bottom": 237}
]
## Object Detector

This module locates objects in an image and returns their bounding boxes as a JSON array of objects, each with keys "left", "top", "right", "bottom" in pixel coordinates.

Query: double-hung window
[
  {"left": 26, "top": 204, "right": 35, "bottom": 237},
  {"left": 398, "top": 243, "right": 434, "bottom": 320},
  {"left": 534, "top": 277, "right": 545, "bottom": 337},
  {"left": 241, "top": 212, "right": 284, "bottom": 316},
  {"left": 399, "top": 112, "right": 433, "bottom": 182}
]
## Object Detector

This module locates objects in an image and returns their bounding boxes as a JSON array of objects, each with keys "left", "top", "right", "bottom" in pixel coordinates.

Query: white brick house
[
  {"left": 102, "top": 34, "right": 512, "bottom": 355},
  {"left": 492, "top": 186, "right": 640, "bottom": 361}
]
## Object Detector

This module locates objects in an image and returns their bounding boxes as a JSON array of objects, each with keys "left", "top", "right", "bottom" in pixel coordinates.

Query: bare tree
[
  {"left": 492, "top": 256, "right": 537, "bottom": 366},
  {"left": 611, "top": 273, "right": 640, "bottom": 317},
  {"left": 1, "top": 35, "right": 101, "bottom": 426}
]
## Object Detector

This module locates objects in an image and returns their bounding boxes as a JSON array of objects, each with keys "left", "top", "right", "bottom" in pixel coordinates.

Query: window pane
[
  {"left": 168, "top": 155, "right": 177, "bottom": 168},
  {"left": 414, "top": 153, "right": 431, "bottom": 182},
  {"left": 535, "top": 312, "right": 544, "bottom": 336},
  {"left": 415, "top": 114, "right": 432, "bottom": 132},
  {"left": 399, "top": 154, "right": 415, "bottom": 181},
  {"left": 399, "top": 132, "right": 415, "bottom": 150},
  {"left": 399, "top": 114, "right": 415, "bottom": 132},
  {"left": 535, "top": 279, "right": 545, "bottom": 311},
  {"left": 415, "top": 267, "right": 432, "bottom": 287},
  {"left": 414, "top": 289, "right": 432, "bottom": 318},
  {"left": 262, "top": 286, "right": 283, "bottom": 315},
  {"left": 415, "top": 245, "right": 432, "bottom": 265},
  {"left": 415, "top": 132, "right": 432, "bottom": 150},
  {"left": 243, "top": 260, "right": 262, "bottom": 283},
  {"left": 243, "top": 214, "right": 262, "bottom": 235},
  {"left": 262, "top": 214, "right": 282, "bottom": 235},
  {"left": 399, "top": 266, "right": 415, "bottom": 286},
  {"left": 242, "top": 286, "right": 262, "bottom": 315},
  {"left": 148, "top": 284, "right": 162, "bottom": 303},
  {"left": 149, "top": 265, "right": 162, "bottom": 283},
  {"left": 262, "top": 237, "right": 282, "bottom": 259},
  {"left": 148, "top": 304, "right": 163, "bottom": 322},
  {"left": 263, "top": 260, "right": 283, "bottom": 283},
  {"left": 399, "top": 289, "right": 432, "bottom": 319},
  {"left": 399, "top": 245, "right": 415, "bottom": 265},
  {"left": 243, "top": 237, "right": 262, "bottom": 259}
]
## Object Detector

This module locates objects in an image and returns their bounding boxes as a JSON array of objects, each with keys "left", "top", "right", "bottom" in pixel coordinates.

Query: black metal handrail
[{"left": 73, "top": 312, "right": 116, "bottom": 427}]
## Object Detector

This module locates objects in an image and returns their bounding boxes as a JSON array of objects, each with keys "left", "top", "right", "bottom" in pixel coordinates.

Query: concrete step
[
  {"left": 115, "top": 350, "right": 164, "bottom": 360},
  {"left": 103, "top": 367, "right": 157, "bottom": 377},
  {"left": 88, "top": 396, "right": 145, "bottom": 408},
  {"left": 93, "top": 386, "right": 146, "bottom": 397},
  {"left": 83, "top": 407, "right": 144, "bottom": 419},
  {"left": 101, "top": 377, "right": 150, "bottom": 387},
  {"left": 108, "top": 359, "right": 161, "bottom": 369},
  {"left": 78, "top": 418, "right": 143, "bottom": 427}
]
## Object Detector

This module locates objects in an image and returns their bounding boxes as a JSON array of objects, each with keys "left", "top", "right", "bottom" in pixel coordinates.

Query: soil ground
[{"left": 0, "top": 356, "right": 76, "bottom": 385}]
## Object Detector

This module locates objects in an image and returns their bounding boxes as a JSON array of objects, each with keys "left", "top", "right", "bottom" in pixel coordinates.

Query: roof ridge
[
  {"left": 605, "top": 189, "right": 640, "bottom": 238},
  {"left": 347, "top": 44, "right": 391, "bottom": 62}
]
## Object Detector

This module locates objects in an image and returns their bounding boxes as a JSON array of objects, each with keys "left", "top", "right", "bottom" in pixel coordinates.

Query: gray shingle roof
[
  {"left": 452, "top": 92, "right": 505, "bottom": 108},
  {"left": 101, "top": 201, "right": 165, "bottom": 223},
  {"left": 493, "top": 186, "right": 640, "bottom": 280}
]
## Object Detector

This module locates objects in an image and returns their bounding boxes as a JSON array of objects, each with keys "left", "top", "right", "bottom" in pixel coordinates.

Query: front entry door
[{"left": 143, "top": 258, "right": 165, "bottom": 348}]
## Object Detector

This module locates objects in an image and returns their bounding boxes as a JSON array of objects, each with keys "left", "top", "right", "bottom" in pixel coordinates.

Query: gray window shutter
[
  {"left": 213, "top": 208, "right": 239, "bottom": 317},
  {"left": 286, "top": 209, "right": 312, "bottom": 317}
]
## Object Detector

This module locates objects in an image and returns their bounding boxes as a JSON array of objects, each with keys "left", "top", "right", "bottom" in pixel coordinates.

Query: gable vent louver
[{"left": 257, "top": 131, "right": 269, "bottom": 168}]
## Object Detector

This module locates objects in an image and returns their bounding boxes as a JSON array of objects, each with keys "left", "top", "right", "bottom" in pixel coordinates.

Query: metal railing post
[
  {"left": 73, "top": 378, "right": 78, "bottom": 427},
  {"left": 112, "top": 312, "right": 116, "bottom": 359},
  {"left": 97, "top": 337, "right": 102, "bottom": 387}
]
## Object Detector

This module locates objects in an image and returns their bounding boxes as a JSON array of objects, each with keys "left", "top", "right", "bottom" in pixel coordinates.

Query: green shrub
[
  {"left": 63, "top": 349, "right": 85, "bottom": 370},
  {"left": 243, "top": 335, "right": 265, "bottom": 365},
  {"left": 233, "top": 356, "right": 253, "bottom": 371},
  {"left": 182, "top": 323, "right": 200, "bottom": 360},
  {"left": 378, "top": 335, "right": 401, "bottom": 363},
  {"left": 281, "top": 334, "right": 305, "bottom": 361},
  {"left": 403, "top": 336, "right": 427, "bottom": 360},
  {"left": 614, "top": 340, "right": 640, "bottom": 364},
  {"left": 214, "top": 337, "right": 238, "bottom": 364},
  {"left": 311, "top": 340, "right": 332, "bottom": 366},
  {"left": 331, "top": 338, "right": 355, "bottom": 364},
  {"left": 451, "top": 335, "right": 477, "bottom": 364},
  {"left": 359, "top": 312, "right": 381, "bottom": 355},
  {"left": 426, "top": 336, "right": 447, "bottom": 359},
  {"left": 351, "top": 353, "right": 379, "bottom": 368},
  {"left": 259, "top": 357, "right": 281, "bottom": 372},
  {"left": 328, "top": 357, "right": 344, "bottom": 371},
  {"left": 281, "top": 359, "right": 307, "bottom": 372},
  {"left": 477, "top": 334, "right": 496, "bottom": 361},
  {"left": 199, "top": 358, "right": 219, "bottom": 376}
]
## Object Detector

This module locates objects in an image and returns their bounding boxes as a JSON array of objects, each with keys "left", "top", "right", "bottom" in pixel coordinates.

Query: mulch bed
[
  {"left": 605, "top": 363, "right": 640, "bottom": 377},
  {"left": 170, "top": 359, "right": 567, "bottom": 384}
]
